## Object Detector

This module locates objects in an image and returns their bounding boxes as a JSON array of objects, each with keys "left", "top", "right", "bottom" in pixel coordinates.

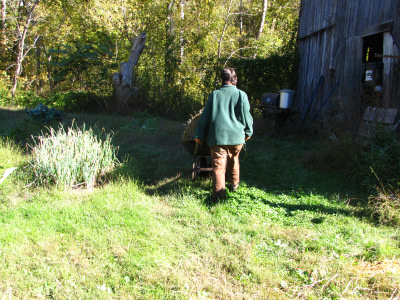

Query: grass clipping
[
  {"left": 182, "top": 109, "right": 203, "bottom": 141},
  {"left": 27, "top": 123, "right": 119, "bottom": 189}
]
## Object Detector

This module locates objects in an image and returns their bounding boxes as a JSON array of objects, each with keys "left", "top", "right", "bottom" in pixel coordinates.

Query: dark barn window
[{"left": 363, "top": 33, "right": 384, "bottom": 63}]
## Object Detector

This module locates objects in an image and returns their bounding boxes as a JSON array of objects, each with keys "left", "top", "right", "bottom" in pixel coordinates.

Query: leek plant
[{"left": 27, "top": 122, "right": 119, "bottom": 188}]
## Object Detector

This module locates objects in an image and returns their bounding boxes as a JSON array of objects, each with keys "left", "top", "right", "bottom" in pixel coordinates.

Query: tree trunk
[
  {"left": 165, "top": 1, "right": 175, "bottom": 85},
  {"left": 111, "top": 31, "right": 146, "bottom": 112},
  {"left": 256, "top": 0, "right": 268, "bottom": 39},
  {"left": 36, "top": 36, "right": 43, "bottom": 90},
  {"left": 179, "top": 0, "right": 185, "bottom": 63},
  {"left": 1, "top": 0, "right": 6, "bottom": 56},
  {"left": 10, "top": 0, "right": 39, "bottom": 104}
]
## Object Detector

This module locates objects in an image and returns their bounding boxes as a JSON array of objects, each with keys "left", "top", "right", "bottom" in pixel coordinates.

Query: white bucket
[{"left": 279, "top": 89, "right": 295, "bottom": 109}]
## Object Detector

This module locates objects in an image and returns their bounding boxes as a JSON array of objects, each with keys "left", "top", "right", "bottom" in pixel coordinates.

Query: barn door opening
[{"left": 361, "top": 33, "right": 384, "bottom": 115}]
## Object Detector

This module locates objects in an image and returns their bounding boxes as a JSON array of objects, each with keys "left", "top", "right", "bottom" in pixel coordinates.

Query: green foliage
[
  {"left": 25, "top": 103, "right": 64, "bottom": 122},
  {"left": 352, "top": 131, "right": 400, "bottom": 226},
  {"left": 230, "top": 50, "right": 300, "bottom": 105},
  {"left": 48, "top": 91, "right": 110, "bottom": 112},
  {"left": 49, "top": 42, "right": 117, "bottom": 94},
  {"left": 0, "top": 72, "right": 46, "bottom": 108},
  {"left": 302, "top": 130, "right": 400, "bottom": 226},
  {"left": 27, "top": 123, "right": 119, "bottom": 189},
  {"left": 353, "top": 131, "right": 400, "bottom": 190},
  {"left": 0, "top": 73, "right": 11, "bottom": 106},
  {"left": 2, "top": 0, "right": 301, "bottom": 118},
  {"left": 0, "top": 88, "right": 47, "bottom": 108}
]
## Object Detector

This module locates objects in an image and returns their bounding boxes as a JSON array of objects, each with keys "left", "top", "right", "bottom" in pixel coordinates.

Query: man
[{"left": 194, "top": 67, "right": 253, "bottom": 201}]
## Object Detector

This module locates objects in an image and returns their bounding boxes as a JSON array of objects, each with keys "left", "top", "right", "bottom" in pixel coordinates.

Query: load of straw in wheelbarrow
[
  {"left": 182, "top": 109, "right": 202, "bottom": 141},
  {"left": 181, "top": 109, "right": 210, "bottom": 156}
]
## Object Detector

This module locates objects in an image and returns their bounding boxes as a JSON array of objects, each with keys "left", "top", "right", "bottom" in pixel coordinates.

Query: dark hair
[{"left": 220, "top": 67, "right": 237, "bottom": 85}]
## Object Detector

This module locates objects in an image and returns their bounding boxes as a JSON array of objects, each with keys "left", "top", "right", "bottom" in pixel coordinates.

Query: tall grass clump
[
  {"left": 367, "top": 169, "right": 400, "bottom": 226},
  {"left": 27, "top": 122, "right": 119, "bottom": 189},
  {"left": 357, "top": 131, "right": 400, "bottom": 189},
  {"left": 369, "top": 184, "right": 400, "bottom": 226}
]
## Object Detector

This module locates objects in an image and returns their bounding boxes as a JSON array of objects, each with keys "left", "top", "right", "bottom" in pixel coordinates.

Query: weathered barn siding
[{"left": 296, "top": 0, "right": 400, "bottom": 125}]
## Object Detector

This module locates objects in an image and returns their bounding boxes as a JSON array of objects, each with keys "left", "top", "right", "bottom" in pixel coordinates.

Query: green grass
[{"left": 0, "top": 108, "right": 399, "bottom": 299}]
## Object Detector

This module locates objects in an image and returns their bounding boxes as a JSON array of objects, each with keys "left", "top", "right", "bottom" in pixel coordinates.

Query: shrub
[
  {"left": 230, "top": 50, "right": 299, "bottom": 107},
  {"left": 0, "top": 74, "right": 46, "bottom": 108},
  {"left": 48, "top": 91, "right": 110, "bottom": 112},
  {"left": 361, "top": 132, "right": 400, "bottom": 225},
  {"left": 27, "top": 123, "right": 119, "bottom": 189},
  {"left": 25, "top": 103, "right": 64, "bottom": 122},
  {"left": 0, "top": 73, "right": 10, "bottom": 106},
  {"left": 355, "top": 130, "right": 400, "bottom": 190}
]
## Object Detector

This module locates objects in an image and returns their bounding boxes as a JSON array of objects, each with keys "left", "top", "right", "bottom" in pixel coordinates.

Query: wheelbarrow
[{"left": 181, "top": 140, "right": 213, "bottom": 180}]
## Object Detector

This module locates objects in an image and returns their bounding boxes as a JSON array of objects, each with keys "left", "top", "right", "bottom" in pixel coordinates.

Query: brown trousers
[{"left": 210, "top": 144, "right": 243, "bottom": 200}]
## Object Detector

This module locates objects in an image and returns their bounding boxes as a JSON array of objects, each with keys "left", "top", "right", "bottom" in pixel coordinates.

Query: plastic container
[
  {"left": 365, "top": 62, "right": 382, "bottom": 84},
  {"left": 279, "top": 89, "right": 295, "bottom": 109}
]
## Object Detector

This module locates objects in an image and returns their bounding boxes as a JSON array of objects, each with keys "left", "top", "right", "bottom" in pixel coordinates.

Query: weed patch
[{"left": 26, "top": 123, "right": 119, "bottom": 188}]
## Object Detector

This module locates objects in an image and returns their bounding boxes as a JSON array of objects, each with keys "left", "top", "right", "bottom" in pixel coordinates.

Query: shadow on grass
[
  {"left": 0, "top": 107, "right": 71, "bottom": 149},
  {"left": 1, "top": 107, "right": 368, "bottom": 221},
  {"left": 130, "top": 134, "right": 368, "bottom": 222},
  {"left": 257, "top": 195, "right": 355, "bottom": 217}
]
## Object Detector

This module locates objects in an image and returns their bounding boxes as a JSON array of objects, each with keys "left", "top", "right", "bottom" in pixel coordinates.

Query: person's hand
[
  {"left": 194, "top": 138, "right": 202, "bottom": 144},
  {"left": 245, "top": 136, "right": 251, "bottom": 142}
]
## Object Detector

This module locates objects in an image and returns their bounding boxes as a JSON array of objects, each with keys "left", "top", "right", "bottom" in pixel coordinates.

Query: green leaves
[
  {"left": 49, "top": 41, "right": 116, "bottom": 98},
  {"left": 1, "top": 0, "right": 302, "bottom": 117}
]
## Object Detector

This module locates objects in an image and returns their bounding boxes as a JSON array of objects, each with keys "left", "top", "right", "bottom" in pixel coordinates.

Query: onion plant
[{"left": 28, "top": 122, "right": 119, "bottom": 188}]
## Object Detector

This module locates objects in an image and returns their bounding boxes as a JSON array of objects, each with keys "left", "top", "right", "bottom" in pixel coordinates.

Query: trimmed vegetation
[{"left": 0, "top": 108, "right": 399, "bottom": 299}]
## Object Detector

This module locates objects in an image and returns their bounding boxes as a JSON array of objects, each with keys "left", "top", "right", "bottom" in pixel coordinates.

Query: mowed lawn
[{"left": 0, "top": 108, "right": 399, "bottom": 299}]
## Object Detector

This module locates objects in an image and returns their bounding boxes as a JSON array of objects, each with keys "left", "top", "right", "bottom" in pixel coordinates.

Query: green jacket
[{"left": 194, "top": 85, "right": 253, "bottom": 146}]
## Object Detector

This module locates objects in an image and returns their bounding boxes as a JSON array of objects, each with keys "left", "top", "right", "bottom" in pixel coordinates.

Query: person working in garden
[{"left": 194, "top": 67, "right": 253, "bottom": 201}]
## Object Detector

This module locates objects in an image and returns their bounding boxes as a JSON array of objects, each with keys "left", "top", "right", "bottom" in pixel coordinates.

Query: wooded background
[{"left": 0, "top": 0, "right": 300, "bottom": 119}]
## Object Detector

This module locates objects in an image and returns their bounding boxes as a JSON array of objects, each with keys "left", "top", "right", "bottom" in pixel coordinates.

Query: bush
[
  {"left": 230, "top": 50, "right": 299, "bottom": 107},
  {"left": 27, "top": 123, "right": 119, "bottom": 189},
  {"left": 48, "top": 91, "right": 110, "bottom": 112},
  {"left": 355, "top": 130, "right": 400, "bottom": 190},
  {"left": 25, "top": 103, "right": 64, "bottom": 122},
  {"left": 0, "top": 73, "right": 10, "bottom": 106},
  {"left": 0, "top": 83, "right": 47, "bottom": 108}
]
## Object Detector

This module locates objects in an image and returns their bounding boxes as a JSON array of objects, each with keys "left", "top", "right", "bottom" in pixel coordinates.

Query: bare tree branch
[{"left": 224, "top": 46, "right": 256, "bottom": 66}]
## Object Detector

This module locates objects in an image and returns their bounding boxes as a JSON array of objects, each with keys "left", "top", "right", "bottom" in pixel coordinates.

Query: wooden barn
[{"left": 295, "top": 0, "right": 400, "bottom": 132}]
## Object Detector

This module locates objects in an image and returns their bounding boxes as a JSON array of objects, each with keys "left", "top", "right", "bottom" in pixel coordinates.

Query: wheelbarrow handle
[{"left": 194, "top": 142, "right": 200, "bottom": 156}]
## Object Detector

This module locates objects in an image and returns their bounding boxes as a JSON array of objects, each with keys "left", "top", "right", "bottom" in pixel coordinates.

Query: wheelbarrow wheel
[
  {"left": 192, "top": 160, "right": 199, "bottom": 180},
  {"left": 199, "top": 157, "right": 208, "bottom": 168},
  {"left": 191, "top": 156, "right": 211, "bottom": 181}
]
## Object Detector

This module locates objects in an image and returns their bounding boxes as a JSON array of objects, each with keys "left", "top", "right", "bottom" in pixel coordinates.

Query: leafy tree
[
  {"left": 2, "top": 0, "right": 40, "bottom": 102},
  {"left": 0, "top": 0, "right": 301, "bottom": 117}
]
